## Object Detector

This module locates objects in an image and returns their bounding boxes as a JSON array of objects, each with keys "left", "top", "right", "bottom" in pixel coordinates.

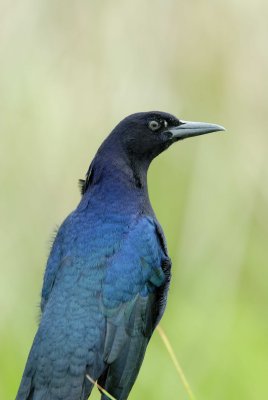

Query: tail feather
[{"left": 100, "top": 335, "right": 149, "bottom": 400}]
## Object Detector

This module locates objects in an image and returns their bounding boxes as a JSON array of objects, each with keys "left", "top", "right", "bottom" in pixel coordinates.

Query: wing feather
[{"left": 99, "top": 217, "right": 171, "bottom": 399}]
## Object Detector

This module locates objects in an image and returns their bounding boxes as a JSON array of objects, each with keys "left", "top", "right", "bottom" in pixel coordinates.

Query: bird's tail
[{"left": 99, "top": 335, "right": 148, "bottom": 400}]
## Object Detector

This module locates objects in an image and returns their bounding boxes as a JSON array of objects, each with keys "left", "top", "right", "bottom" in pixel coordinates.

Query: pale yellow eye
[{"left": 149, "top": 120, "right": 160, "bottom": 131}]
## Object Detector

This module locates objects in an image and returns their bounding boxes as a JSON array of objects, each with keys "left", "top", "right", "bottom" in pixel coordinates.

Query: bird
[{"left": 16, "top": 111, "right": 225, "bottom": 400}]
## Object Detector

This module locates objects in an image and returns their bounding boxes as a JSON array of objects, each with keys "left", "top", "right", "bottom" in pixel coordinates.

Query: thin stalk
[
  {"left": 86, "top": 374, "right": 117, "bottom": 400},
  {"left": 157, "top": 325, "right": 196, "bottom": 400}
]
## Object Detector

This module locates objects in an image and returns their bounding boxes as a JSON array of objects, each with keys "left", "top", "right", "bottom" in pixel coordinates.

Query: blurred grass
[{"left": 1, "top": 1, "right": 268, "bottom": 399}]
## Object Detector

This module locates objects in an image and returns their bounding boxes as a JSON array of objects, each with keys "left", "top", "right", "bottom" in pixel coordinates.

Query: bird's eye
[
  {"left": 149, "top": 120, "right": 161, "bottom": 131},
  {"left": 163, "top": 120, "right": 168, "bottom": 128}
]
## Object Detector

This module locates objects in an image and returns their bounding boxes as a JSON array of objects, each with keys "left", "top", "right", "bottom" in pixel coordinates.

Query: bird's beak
[{"left": 167, "top": 120, "right": 226, "bottom": 141}]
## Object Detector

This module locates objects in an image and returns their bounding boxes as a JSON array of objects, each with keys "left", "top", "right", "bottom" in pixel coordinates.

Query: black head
[
  {"left": 80, "top": 111, "right": 225, "bottom": 193},
  {"left": 108, "top": 111, "right": 225, "bottom": 163}
]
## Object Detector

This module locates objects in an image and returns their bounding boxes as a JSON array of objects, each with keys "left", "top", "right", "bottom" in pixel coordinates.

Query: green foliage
[{"left": 1, "top": 1, "right": 268, "bottom": 399}]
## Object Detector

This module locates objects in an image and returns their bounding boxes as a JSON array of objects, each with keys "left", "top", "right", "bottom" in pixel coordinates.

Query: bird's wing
[
  {"left": 99, "top": 216, "right": 171, "bottom": 399},
  {"left": 40, "top": 226, "right": 64, "bottom": 313}
]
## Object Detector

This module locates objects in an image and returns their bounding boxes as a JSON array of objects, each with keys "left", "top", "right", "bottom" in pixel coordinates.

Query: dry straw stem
[
  {"left": 87, "top": 326, "right": 195, "bottom": 400},
  {"left": 157, "top": 325, "right": 196, "bottom": 400},
  {"left": 86, "top": 374, "right": 116, "bottom": 400}
]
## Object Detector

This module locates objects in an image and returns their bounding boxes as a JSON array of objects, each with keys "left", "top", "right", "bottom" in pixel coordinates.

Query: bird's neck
[
  {"left": 111, "top": 156, "right": 150, "bottom": 191},
  {"left": 101, "top": 155, "right": 151, "bottom": 202},
  {"left": 79, "top": 146, "right": 154, "bottom": 215}
]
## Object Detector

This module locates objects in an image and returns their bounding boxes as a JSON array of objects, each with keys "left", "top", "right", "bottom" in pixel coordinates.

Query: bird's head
[
  {"left": 109, "top": 111, "right": 225, "bottom": 162},
  {"left": 81, "top": 111, "right": 225, "bottom": 194}
]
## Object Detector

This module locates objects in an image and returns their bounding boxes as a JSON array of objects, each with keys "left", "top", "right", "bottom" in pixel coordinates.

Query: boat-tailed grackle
[{"left": 16, "top": 111, "right": 225, "bottom": 400}]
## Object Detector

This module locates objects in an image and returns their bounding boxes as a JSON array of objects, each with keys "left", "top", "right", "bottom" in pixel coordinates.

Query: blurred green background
[{"left": 1, "top": 1, "right": 268, "bottom": 399}]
